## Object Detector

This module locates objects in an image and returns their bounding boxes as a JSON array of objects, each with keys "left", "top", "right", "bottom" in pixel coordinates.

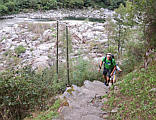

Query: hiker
[
  {"left": 111, "top": 64, "right": 122, "bottom": 84},
  {"left": 99, "top": 53, "right": 116, "bottom": 86}
]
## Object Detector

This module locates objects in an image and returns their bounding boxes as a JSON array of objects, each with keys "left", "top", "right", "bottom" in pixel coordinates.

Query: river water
[{"left": 0, "top": 17, "right": 52, "bottom": 29}]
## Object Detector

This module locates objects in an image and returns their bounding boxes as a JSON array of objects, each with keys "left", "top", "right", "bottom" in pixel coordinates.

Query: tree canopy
[{"left": 0, "top": 0, "right": 127, "bottom": 16}]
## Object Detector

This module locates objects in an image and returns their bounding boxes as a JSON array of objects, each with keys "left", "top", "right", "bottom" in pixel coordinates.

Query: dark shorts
[{"left": 103, "top": 67, "right": 113, "bottom": 78}]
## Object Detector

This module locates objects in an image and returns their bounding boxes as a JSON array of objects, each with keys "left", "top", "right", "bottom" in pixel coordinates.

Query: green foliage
[
  {"left": 60, "top": 0, "right": 84, "bottom": 8},
  {"left": 0, "top": 65, "right": 65, "bottom": 120},
  {"left": 32, "top": 99, "right": 61, "bottom": 120},
  {"left": 106, "top": 3, "right": 145, "bottom": 73},
  {"left": 4, "top": 1, "right": 15, "bottom": 13},
  {"left": 0, "top": 0, "right": 127, "bottom": 16},
  {"left": 3, "top": 49, "right": 13, "bottom": 57},
  {"left": 114, "top": 1, "right": 136, "bottom": 27},
  {"left": 39, "top": 0, "right": 57, "bottom": 10},
  {"left": 0, "top": 4, "right": 8, "bottom": 15},
  {"left": 0, "top": 58, "right": 102, "bottom": 119},
  {"left": 71, "top": 57, "right": 102, "bottom": 86},
  {"left": 16, "top": 0, "right": 38, "bottom": 9},
  {"left": 108, "top": 0, "right": 126, "bottom": 10},
  {"left": 106, "top": 61, "right": 156, "bottom": 119},
  {"left": 104, "top": 46, "right": 118, "bottom": 55},
  {"left": 112, "top": 1, "right": 138, "bottom": 54},
  {"left": 114, "top": 0, "right": 156, "bottom": 50},
  {"left": 83, "top": 0, "right": 92, "bottom": 7},
  {"left": 0, "top": 67, "right": 52, "bottom": 119},
  {"left": 109, "top": 0, "right": 150, "bottom": 60},
  {"left": 15, "top": 45, "right": 26, "bottom": 56},
  {"left": 120, "top": 41, "right": 145, "bottom": 74}
]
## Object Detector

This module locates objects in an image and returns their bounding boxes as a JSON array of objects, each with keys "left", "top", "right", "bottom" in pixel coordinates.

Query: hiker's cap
[{"left": 107, "top": 53, "right": 112, "bottom": 55}]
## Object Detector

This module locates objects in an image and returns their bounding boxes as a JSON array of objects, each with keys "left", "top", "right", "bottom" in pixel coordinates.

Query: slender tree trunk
[
  {"left": 108, "top": 37, "right": 110, "bottom": 49},
  {"left": 131, "top": 0, "right": 134, "bottom": 28},
  {"left": 66, "top": 26, "right": 70, "bottom": 86},
  {"left": 56, "top": 21, "right": 59, "bottom": 78},
  {"left": 118, "top": 24, "right": 121, "bottom": 53}
]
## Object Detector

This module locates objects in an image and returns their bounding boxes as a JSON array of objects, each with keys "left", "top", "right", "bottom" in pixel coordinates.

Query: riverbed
[{"left": 0, "top": 8, "right": 114, "bottom": 71}]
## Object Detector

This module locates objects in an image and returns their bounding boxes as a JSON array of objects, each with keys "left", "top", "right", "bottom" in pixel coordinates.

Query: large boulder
[
  {"left": 38, "top": 43, "right": 53, "bottom": 51},
  {"left": 93, "top": 26, "right": 104, "bottom": 32},
  {"left": 32, "top": 56, "right": 50, "bottom": 70},
  {"left": 42, "top": 29, "right": 53, "bottom": 41}
]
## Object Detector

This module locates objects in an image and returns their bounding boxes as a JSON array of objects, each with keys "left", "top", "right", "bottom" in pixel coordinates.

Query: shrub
[
  {"left": 0, "top": 5, "right": 8, "bottom": 15},
  {"left": 0, "top": 66, "right": 61, "bottom": 120},
  {"left": 16, "top": 0, "right": 31, "bottom": 9},
  {"left": 69, "top": 0, "right": 84, "bottom": 8},
  {"left": 103, "top": 46, "right": 118, "bottom": 55},
  {"left": 60, "top": 0, "right": 84, "bottom": 8},
  {"left": 3, "top": 49, "right": 13, "bottom": 57},
  {"left": 15, "top": 45, "right": 26, "bottom": 56},
  {"left": 45, "top": 0, "right": 57, "bottom": 9},
  {"left": 31, "top": 99, "right": 61, "bottom": 120},
  {"left": 38, "top": 0, "right": 57, "bottom": 10},
  {"left": 70, "top": 57, "right": 103, "bottom": 85},
  {"left": 84, "top": 0, "right": 92, "bottom": 7},
  {"left": 5, "top": 1, "right": 15, "bottom": 13},
  {"left": 120, "top": 41, "right": 145, "bottom": 74},
  {"left": 0, "top": 58, "right": 103, "bottom": 119}
]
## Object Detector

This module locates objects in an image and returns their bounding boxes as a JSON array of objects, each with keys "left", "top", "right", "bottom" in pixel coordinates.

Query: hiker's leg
[
  {"left": 108, "top": 69, "right": 113, "bottom": 84},
  {"left": 103, "top": 75, "right": 107, "bottom": 81},
  {"left": 103, "top": 68, "right": 107, "bottom": 83},
  {"left": 106, "top": 76, "right": 110, "bottom": 84},
  {"left": 103, "top": 75, "right": 107, "bottom": 85}
]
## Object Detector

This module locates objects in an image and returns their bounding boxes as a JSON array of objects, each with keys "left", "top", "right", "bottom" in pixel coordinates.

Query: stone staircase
[{"left": 54, "top": 80, "right": 110, "bottom": 120}]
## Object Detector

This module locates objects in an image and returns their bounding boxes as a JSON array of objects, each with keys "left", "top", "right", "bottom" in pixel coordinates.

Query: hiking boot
[
  {"left": 109, "top": 82, "right": 112, "bottom": 87},
  {"left": 104, "top": 82, "right": 109, "bottom": 86}
]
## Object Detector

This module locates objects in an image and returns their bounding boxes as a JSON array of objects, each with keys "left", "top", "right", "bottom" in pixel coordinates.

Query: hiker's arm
[
  {"left": 98, "top": 61, "right": 103, "bottom": 71},
  {"left": 117, "top": 66, "right": 122, "bottom": 72},
  {"left": 100, "top": 61, "right": 103, "bottom": 69},
  {"left": 111, "top": 66, "right": 116, "bottom": 76}
]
